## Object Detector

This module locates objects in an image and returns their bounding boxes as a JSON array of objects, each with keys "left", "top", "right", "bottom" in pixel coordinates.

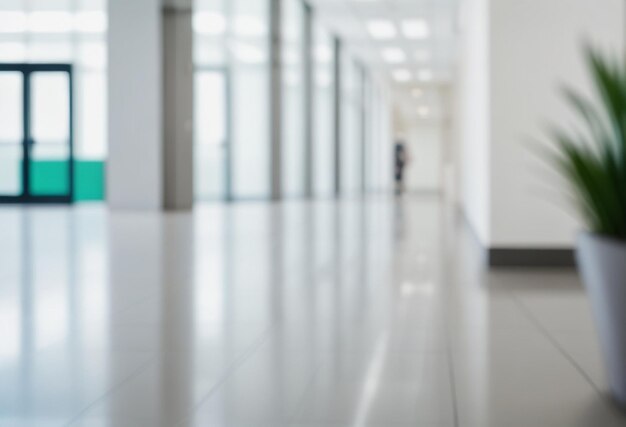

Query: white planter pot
[{"left": 577, "top": 232, "right": 626, "bottom": 406}]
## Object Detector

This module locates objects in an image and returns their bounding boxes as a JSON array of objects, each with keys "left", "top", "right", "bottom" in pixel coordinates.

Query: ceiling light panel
[
  {"left": 401, "top": 19, "right": 429, "bottom": 39},
  {"left": 381, "top": 47, "right": 406, "bottom": 64},
  {"left": 392, "top": 68, "right": 411, "bottom": 82},
  {"left": 414, "top": 49, "right": 431, "bottom": 62},
  {"left": 417, "top": 69, "right": 433, "bottom": 81},
  {"left": 366, "top": 20, "right": 397, "bottom": 40}
]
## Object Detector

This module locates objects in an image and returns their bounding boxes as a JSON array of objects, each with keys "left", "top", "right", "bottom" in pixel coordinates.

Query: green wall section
[
  {"left": 30, "top": 161, "right": 70, "bottom": 196},
  {"left": 74, "top": 161, "right": 105, "bottom": 201},
  {"left": 28, "top": 160, "right": 105, "bottom": 201}
]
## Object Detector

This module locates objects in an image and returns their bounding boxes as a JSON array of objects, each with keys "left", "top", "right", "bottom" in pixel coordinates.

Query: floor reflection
[{"left": 0, "top": 196, "right": 624, "bottom": 426}]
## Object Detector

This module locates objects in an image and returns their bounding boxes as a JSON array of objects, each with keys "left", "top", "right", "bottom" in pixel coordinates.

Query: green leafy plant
[{"left": 549, "top": 46, "right": 626, "bottom": 240}]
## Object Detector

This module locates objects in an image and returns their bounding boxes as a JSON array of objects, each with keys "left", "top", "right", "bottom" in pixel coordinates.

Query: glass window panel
[
  {"left": 281, "top": 0, "right": 305, "bottom": 197},
  {"left": 0, "top": 73, "right": 21, "bottom": 193},
  {"left": 194, "top": 71, "right": 226, "bottom": 199},
  {"left": 0, "top": 11, "right": 27, "bottom": 33},
  {"left": 27, "top": 41, "right": 72, "bottom": 62},
  {"left": 77, "top": 71, "right": 106, "bottom": 159},
  {"left": 231, "top": 0, "right": 270, "bottom": 199},
  {"left": 194, "top": 38, "right": 226, "bottom": 66},
  {"left": 78, "top": 0, "right": 106, "bottom": 11},
  {"left": 0, "top": 42, "right": 26, "bottom": 62},
  {"left": 28, "top": 11, "right": 73, "bottom": 33},
  {"left": 340, "top": 54, "right": 363, "bottom": 194},
  {"left": 78, "top": 41, "right": 107, "bottom": 68},
  {"left": 193, "top": 0, "right": 226, "bottom": 66},
  {"left": 30, "top": 72, "right": 70, "bottom": 195},
  {"left": 28, "top": 0, "right": 71, "bottom": 11},
  {"left": 74, "top": 11, "right": 107, "bottom": 33},
  {"left": 0, "top": 144, "right": 23, "bottom": 195},
  {"left": 313, "top": 23, "right": 334, "bottom": 197},
  {"left": 232, "top": 64, "right": 270, "bottom": 198},
  {"left": 0, "top": 72, "right": 23, "bottom": 143},
  {"left": 32, "top": 72, "right": 69, "bottom": 144}
]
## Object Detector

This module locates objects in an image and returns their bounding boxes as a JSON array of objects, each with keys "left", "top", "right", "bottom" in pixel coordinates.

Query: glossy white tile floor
[{"left": 1, "top": 196, "right": 625, "bottom": 427}]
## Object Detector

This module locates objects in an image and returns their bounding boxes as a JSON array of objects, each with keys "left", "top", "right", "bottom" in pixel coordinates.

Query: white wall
[
  {"left": 489, "top": 0, "right": 625, "bottom": 248},
  {"left": 457, "top": 0, "right": 624, "bottom": 249},
  {"left": 107, "top": 0, "right": 163, "bottom": 210}
]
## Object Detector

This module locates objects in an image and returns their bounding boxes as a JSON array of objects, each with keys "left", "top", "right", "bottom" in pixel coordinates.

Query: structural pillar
[{"left": 107, "top": 0, "right": 193, "bottom": 210}]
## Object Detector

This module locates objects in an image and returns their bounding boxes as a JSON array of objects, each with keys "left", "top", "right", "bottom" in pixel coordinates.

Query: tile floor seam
[
  {"left": 62, "top": 354, "right": 160, "bottom": 427},
  {"left": 444, "top": 311, "right": 460, "bottom": 427},
  {"left": 284, "top": 350, "right": 330, "bottom": 424},
  {"left": 172, "top": 323, "right": 275, "bottom": 427},
  {"left": 511, "top": 294, "right": 605, "bottom": 397}
]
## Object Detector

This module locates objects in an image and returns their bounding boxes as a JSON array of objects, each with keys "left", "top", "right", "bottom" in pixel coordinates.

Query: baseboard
[
  {"left": 458, "top": 205, "right": 577, "bottom": 268},
  {"left": 488, "top": 248, "right": 576, "bottom": 268}
]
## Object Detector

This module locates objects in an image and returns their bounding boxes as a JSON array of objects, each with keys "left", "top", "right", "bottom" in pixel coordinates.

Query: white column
[
  {"left": 107, "top": 0, "right": 163, "bottom": 210},
  {"left": 107, "top": 0, "right": 193, "bottom": 210}
]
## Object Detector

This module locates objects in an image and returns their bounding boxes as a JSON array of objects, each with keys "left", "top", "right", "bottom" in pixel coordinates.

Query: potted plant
[{"left": 549, "top": 46, "right": 626, "bottom": 405}]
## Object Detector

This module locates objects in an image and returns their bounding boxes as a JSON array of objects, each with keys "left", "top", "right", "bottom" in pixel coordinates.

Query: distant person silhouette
[{"left": 394, "top": 141, "right": 408, "bottom": 195}]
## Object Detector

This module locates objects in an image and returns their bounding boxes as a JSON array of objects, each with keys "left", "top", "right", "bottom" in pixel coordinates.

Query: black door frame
[{"left": 0, "top": 63, "right": 74, "bottom": 204}]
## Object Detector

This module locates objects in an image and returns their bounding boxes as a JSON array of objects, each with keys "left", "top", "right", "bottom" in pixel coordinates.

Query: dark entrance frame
[{"left": 0, "top": 63, "right": 74, "bottom": 204}]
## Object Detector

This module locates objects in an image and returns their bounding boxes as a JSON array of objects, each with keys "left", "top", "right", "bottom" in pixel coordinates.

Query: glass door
[
  {"left": 0, "top": 64, "right": 74, "bottom": 204},
  {"left": 0, "top": 71, "right": 24, "bottom": 198}
]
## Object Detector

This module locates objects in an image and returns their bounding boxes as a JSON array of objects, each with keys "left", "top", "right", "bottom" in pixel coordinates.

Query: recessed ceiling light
[
  {"left": 414, "top": 49, "right": 431, "bottom": 62},
  {"left": 417, "top": 106, "right": 430, "bottom": 116},
  {"left": 366, "top": 20, "right": 397, "bottom": 40},
  {"left": 411, "top": 88, "right": 423, "bottom": 97},
  {"left": 381, "top": 47, "right": 406, "bottom": 64},
  {"left": 392, "top": 68, "right": 412, "bottom": 82},
  {"left": 401, "top": 19, "right": 429, "bottom": 39},
  {"left": 417, "top": 69, "right": 433, "bottom": 81}
]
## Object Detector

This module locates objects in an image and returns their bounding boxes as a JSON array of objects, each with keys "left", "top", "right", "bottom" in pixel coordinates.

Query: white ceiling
[{"left": 309, "top": 0, "right": 459, "bottom": 121}]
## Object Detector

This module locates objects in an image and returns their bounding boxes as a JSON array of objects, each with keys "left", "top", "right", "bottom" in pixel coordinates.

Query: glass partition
[
  {"left": 281, "top": 0, "right": 306, "bottom": 198},
  {"left": 194, "top": 0, "right": 271, "bottom": 200},
  {"left": 0, "top": 72, "right": 23, "bottom": 196},
  {"left": 312, "top": 23, "right": 334, "bottom": 197},
  {"left": 341, "top": 53, "right": 362, "bottom": 194}
]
